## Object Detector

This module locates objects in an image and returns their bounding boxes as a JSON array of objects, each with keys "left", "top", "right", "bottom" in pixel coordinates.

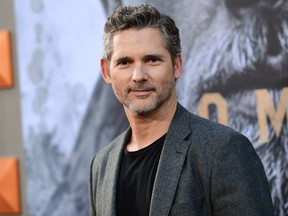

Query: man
[{"left": 89, "top": 4, "right": 274, "bottom": 216}]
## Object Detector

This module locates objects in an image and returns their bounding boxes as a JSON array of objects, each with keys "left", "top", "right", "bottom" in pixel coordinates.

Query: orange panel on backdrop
[
  {"left": 0, "top": 158, "right": 21, "bottom": 214},
  {"left": 0, "top": 31, "right": 13, "bottom": 88}
]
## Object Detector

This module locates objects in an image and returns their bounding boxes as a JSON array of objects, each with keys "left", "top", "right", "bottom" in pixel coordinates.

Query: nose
[{"left": 132, "top": 63, "right": 148, "bottom": 82}]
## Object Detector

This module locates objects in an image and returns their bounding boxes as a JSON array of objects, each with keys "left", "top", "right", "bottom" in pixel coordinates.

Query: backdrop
[{"left": 14, "top": 0, "right": 287, "bottom": 215}]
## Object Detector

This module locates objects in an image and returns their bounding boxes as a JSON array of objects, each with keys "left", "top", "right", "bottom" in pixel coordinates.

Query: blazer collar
[{"left": 149, "top": 103, "right": 192, "bottom": 216}]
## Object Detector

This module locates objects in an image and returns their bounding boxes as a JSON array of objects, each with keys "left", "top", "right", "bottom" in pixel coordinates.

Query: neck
[{"left": 124, "top": 98, "right": 177, "bottom": 152}]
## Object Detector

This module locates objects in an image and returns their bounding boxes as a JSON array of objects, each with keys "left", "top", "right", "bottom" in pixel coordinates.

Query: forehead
[{"left": 111, "top": 28, "right": 167, "bottom": 57}]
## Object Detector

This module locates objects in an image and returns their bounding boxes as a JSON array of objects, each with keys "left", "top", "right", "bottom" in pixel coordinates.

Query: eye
[
  {"left": 116, "top": 59, "right": 131, "bottom": 68},
  {"left": 118, "top": 61, "right": 129, "bottom": 66},
  {"left": 146, "top": 56, "right": 162, "bottom": 65},
  {"left": 150, "top": 58, "right": 159, "bottom": 63}
]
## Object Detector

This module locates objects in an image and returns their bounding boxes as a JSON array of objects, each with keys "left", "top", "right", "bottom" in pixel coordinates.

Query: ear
[
  {"left": 100, "top": 58, "right": 112, "bottom": 84},
  {"left": 173, "top": 53, "right": 183, "bottom": 80}
]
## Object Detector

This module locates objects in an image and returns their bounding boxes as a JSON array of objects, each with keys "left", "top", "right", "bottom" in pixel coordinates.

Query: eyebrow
[
  {"left": 143, "top": 54, "right": 164, "bottom": 61},
  {"left": 115, "top": 56, "right": 132, "bottom": 65},
  {"left": 114, "top": 54, "right": 165, "bottom": 65}
]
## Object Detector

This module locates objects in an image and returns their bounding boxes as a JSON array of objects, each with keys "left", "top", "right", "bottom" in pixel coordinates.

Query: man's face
[{"left": 101, "top": 27, "right": 182, "bottom": 115}]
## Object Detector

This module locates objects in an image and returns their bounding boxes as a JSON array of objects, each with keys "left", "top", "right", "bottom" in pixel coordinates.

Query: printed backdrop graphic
[
  {"left": 14, "top": 0, "right": 106, "bottom": 215},
  {"left": 14, "top": 0, "right": 287, "bottom": 215}
]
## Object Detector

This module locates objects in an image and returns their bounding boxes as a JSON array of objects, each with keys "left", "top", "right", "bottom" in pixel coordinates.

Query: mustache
[{"left": 128, "top": 82, "right": 155, "bottom": 91}]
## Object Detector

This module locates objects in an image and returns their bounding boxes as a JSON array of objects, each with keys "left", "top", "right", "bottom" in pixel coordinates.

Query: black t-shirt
[{"left": 116, "top": 134, "right": 166, "bottom": 216}]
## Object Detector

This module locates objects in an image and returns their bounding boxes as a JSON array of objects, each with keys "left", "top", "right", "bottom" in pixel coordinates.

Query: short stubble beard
[{"left": 123, "top": 72, "right": 176, "bottom": 116}]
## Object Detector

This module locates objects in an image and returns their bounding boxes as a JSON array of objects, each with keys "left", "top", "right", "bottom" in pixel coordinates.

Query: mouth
[
  {"left": 199, "top": 53, "right": 288, "bottom": 97},
  {"left": 129, "top": 88, "right": 155, "bottom": 98}
]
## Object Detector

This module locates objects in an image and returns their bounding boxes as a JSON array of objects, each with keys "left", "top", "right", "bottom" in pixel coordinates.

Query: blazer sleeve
[{"left": 210, "top": 132, "right": 274, "bottom": 216}]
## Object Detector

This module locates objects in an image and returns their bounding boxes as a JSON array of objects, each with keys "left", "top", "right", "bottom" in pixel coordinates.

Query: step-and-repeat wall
[{"left": 14, "top": 0, "right": 287, "bottom": 215}]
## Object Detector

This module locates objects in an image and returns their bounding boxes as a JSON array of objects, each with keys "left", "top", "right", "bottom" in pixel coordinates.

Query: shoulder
[
  {"left": 172, "top": 105, "right": 273, "bottom": 214},
  {"left": 190, "top": 112, "right": 248, "bottom": 143},
  {"left": 182, "top": 107, "right": 264, "bottom": 183},
  {"left": 176, "top": 103, "right": 248, "bottom": 144},
  {"left": 189, "top": 112, "right": 254, "bottom": 158},
  {"left": 175, "top": 104, "right": 255, "bottom": 161}
]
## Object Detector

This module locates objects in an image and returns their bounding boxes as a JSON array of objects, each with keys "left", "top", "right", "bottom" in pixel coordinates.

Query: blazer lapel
[
  {"left": 102, "top": 128, "right": 131, "bottom": 216},
  {"left": 149, "top": 104, "right": 192, "bottom": 216}
]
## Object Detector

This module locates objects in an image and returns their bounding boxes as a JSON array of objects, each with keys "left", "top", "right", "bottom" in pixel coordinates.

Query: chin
[{"left": 127, "top": 101, "right": 159, "bottom": 115}]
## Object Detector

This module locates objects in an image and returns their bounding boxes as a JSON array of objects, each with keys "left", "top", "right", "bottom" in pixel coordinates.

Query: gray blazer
[{"left": 89, "top": 103, "right": 274, "bottom": 216}]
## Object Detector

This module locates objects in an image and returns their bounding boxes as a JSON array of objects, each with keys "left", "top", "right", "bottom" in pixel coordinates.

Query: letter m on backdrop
[
  {"left": 256, "top": 88, "right": 288, "bottom": 143},
  {"left": 0, "top": 31, "right": 13, "bottom": 88}
]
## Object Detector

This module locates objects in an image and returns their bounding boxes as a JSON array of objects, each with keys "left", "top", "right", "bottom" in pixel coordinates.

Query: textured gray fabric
[{"left": 89, "top": 103, "right": 274, "bottom": 216}]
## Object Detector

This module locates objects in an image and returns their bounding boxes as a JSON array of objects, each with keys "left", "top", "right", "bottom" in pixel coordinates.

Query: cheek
[
  {"left": 110, "top": 69, "right": 131, "bottom": 83},
  {"left": 110, "top": 78, "right": 127, "bottom": 94},
  {"left": 111, "top": 82, "right": 123, "bottom": 98},
  {"left": 111, "top": 80, "right": 121, "bottom": 90}
]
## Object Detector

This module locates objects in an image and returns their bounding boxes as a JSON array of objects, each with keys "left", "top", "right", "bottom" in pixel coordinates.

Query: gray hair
[{"left": 103, "top": 4, "right": 181, "bottom": 62}]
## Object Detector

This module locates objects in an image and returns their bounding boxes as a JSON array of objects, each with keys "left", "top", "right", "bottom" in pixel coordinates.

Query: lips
[{"left": 129, "top": 88, "right": 154, "bottom": 97}]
